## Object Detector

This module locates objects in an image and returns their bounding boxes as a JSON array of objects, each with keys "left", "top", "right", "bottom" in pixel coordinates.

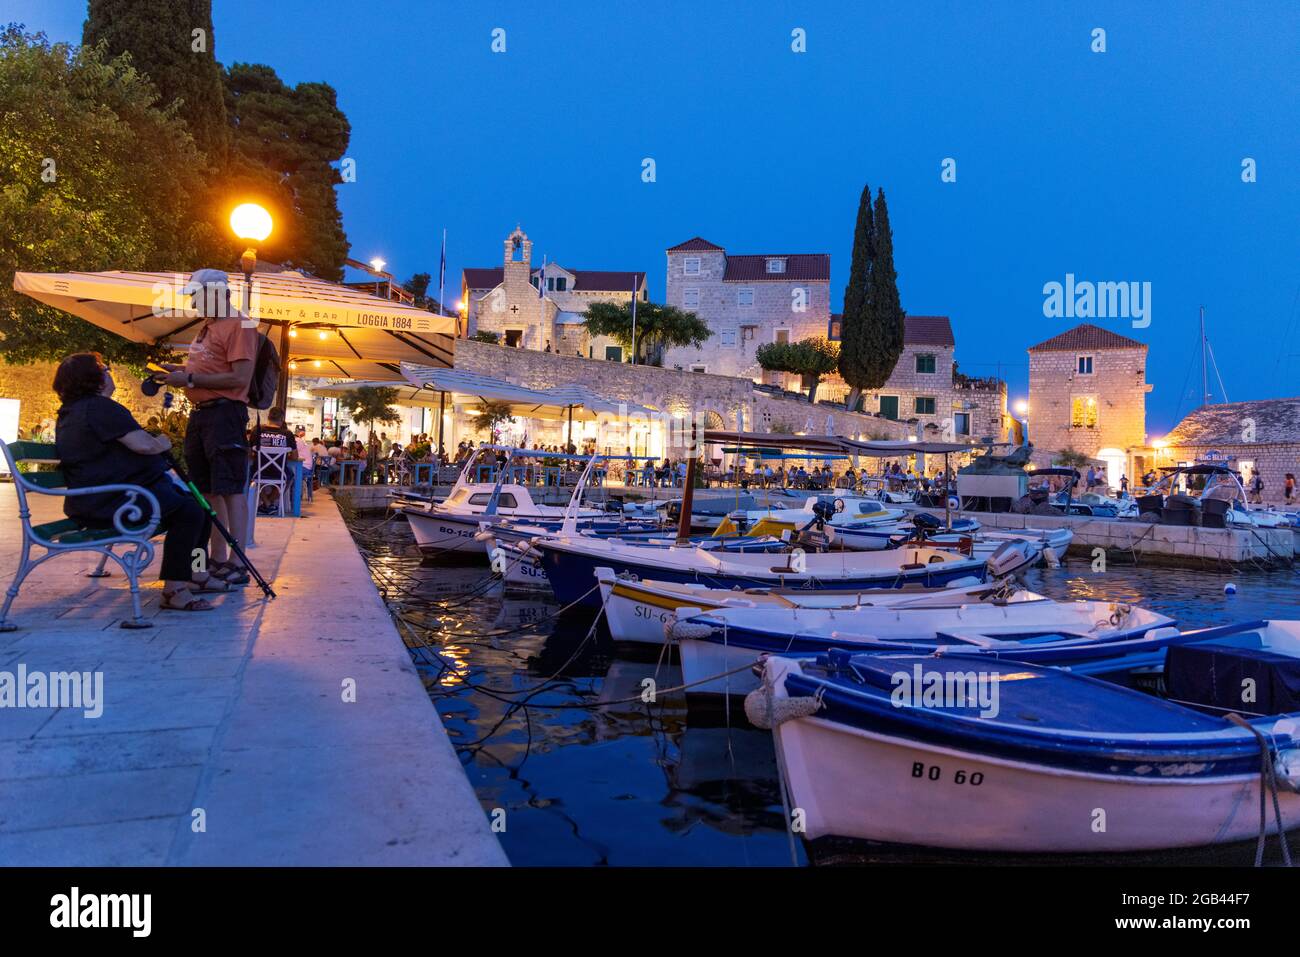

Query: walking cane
[{"left": 165, "top": 454, "right": 276, "bottom": 599}]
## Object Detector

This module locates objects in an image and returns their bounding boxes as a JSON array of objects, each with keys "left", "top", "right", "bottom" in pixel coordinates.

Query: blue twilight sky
[{"left": 9, "top": 0, "right": 1300, "bottom": 433}]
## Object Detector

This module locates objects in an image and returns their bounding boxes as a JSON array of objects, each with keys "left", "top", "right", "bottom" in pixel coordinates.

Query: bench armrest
[{"left": 44, "top": 483, "right": 164, "bottom": 540}]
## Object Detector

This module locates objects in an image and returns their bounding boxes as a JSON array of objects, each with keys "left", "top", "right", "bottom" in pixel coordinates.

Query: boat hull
[
  {"left": 774, "top": 714, "right": 1296, "bottom": 852},
  {"left": 540, "top": 541, "right": 989, "bottom": 609}
]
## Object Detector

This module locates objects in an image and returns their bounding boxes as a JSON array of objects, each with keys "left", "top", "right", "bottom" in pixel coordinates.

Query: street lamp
[
  {"left": 230, "top": 203, "right": 273, "bottom": 316},
  {"left": 369, "top": 257, "right": 387, "bottom": 299}
]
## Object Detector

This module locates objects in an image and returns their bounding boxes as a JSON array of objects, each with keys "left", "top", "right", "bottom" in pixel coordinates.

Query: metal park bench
[{"left": 1, "top": 439, "right": 161, "bottom": 631}]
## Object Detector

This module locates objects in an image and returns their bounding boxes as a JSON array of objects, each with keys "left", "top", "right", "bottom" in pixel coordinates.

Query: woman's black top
[{"left": 55, "top": 395, "right": 166, "bottom": 524}]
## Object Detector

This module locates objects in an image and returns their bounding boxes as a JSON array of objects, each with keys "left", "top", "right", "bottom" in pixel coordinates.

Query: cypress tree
[
  {"left": 860, "top": 188, "right": 907, "bottom": 393},
  {"left": 84, "top": 0, "right": 230, "bottom": 162},
  {"left": 837, "top": 184, "right": 874, "bottom": 409}
]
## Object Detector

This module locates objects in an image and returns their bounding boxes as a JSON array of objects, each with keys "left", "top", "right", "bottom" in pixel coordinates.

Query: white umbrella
[{"left": 13, "top": 269, "right": 456, "bottom": 377}]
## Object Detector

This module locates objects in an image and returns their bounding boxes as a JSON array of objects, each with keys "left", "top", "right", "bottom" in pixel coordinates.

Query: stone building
[
  {"left": 660, "top": 237, "right": 830, "bottom": 381},
  {"left": 1159, "top": 398, "right": 1300, "bottom": 504},
  {"left": 828, "top": 315, "right": 1009, "bottom": 442},
  {"left": 461, "top": 226, "right": 647, "bottom": 360},
  {"left": 1027, "top": 323, "right": 1151, "bottom": 485}
]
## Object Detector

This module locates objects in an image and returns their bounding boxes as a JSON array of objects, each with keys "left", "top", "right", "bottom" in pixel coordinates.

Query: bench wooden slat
[
  {"left": 6, "top": 441, "right": 58, "bottom": 463},
  {"left": 24, "top": 472, "right": 66, "bottom": 489}
]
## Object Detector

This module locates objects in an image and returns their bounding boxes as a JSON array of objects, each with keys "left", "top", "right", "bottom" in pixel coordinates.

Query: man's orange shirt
[{"left": 184, "top": 317, "right": 260, "bottom": 403}]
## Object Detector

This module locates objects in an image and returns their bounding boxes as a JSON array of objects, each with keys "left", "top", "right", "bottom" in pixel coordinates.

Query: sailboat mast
[{"left": 1200, "top": 305, "right": 1210, "bottom": 405}]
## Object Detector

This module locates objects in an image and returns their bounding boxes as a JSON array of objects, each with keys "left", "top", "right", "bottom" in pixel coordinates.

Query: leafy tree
[
  {"left": 0, "top": 27, "right": 224, "bottom": 364},
  {"left": 403, "top": 272, "right": 431, "bottom": 305},
  {"left": 756, "top": 337, "right": 840, "bottom": 403},
  {"left": 83, "top": 0, "right": 230, "bottom": 162},
  {"left": 837, "top": 183, "right": 874, "bottom": 409},
  {"left": 582, "top": 300, "right": 710, "bottom": 365},
  {"left": 340, "top": 385, "right": 400, "bottom": 439},
  {"left": 223, "top": 63, "right": 350, "bottom": 280},
  {"left": 472, "top": 399, "right": 514, "bottom": 437},
  {"left": 1054, "top": 447, "right": 1092, "bottom": 469}
]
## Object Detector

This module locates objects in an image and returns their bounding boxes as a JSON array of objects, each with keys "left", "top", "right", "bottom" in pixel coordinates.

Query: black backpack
[{"left": 246, "top": 332, "right": 281, "bottom": 410}]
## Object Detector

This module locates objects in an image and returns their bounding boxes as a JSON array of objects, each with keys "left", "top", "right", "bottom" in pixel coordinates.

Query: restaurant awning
[
  {"left": 12, "top": 269, "right": 456, "bottom": 376},
  {"left": 399, "top": 363, "right": 658, "bottom": 421}
]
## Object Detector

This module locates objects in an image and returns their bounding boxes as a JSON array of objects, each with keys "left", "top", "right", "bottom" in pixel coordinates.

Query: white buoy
[{"left": 1224, "top": 582, "right": 1237, "bottom": 595}]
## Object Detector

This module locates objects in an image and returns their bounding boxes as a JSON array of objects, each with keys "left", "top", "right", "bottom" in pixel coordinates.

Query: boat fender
[
  {"left": 744, "top": 678, "right": 824, "bottom": 730},
  {"left": 665, "top": 610, "right": 714, "bottom": 642}
]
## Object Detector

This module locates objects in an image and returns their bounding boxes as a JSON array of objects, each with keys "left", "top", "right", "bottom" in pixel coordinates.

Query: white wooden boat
[{"left": 758, "top": 619, "right": 1300, "bottom": 853}]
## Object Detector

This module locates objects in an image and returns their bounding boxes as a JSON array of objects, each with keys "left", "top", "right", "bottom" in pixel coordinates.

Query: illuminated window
[{"left": 1071, "top": 395, "right": 1098, "bottom": 427}]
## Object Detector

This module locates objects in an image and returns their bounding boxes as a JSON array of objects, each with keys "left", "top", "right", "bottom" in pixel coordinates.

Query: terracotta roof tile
[
  {"left": 569, "top": 270, "right": 645, "bottom": 292},
  {"left": 1028, "top": 323, "right": 1146, "bottom": 352},
  {"left": 463, "top": 267, "right": 503, "bottom": 289},
  {"left": 723, "top": 254, "right": 829, "bottom": 282},
  {"left": 904, "top": 315, "right": 955, "bottom": 347},
  {"left": 666, "top": 237, "right": 725, "bottom": 252}
]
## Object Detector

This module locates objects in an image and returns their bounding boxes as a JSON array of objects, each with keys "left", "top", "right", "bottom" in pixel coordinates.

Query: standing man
[{"left": 155, "top": 269, "right": 259, "bottom": 585}]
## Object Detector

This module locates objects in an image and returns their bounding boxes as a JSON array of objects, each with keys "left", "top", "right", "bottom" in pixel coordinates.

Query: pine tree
[
  {"left": 836, "top": 184, "right": 874, "bottom": 409},
  {"left": 860, "top": 188, "right": 906, "bottom": 393},
  {"left": 83, "top": 0, "right": 230, "bottom": 162}
]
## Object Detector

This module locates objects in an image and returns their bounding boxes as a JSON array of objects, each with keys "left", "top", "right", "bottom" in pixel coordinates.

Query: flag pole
[
  {"left": 630, "top": 274, "right": 638, "bottom": 364},
  {"left": 438, "top": 228, "right": 447, "bottom": 316}
]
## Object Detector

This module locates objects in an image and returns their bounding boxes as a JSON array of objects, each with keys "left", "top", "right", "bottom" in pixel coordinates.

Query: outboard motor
[
  {"left": 986, "top": 540, "right": 1035, "bottom": 578},
  {"left": 810, "top": 499, "right": 837, "bottom": 527}
]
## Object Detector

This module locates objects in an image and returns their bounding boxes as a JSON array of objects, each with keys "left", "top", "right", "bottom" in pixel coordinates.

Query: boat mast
[{"left": 1200, "top": 305, "right": 1210, "bottom": 406}]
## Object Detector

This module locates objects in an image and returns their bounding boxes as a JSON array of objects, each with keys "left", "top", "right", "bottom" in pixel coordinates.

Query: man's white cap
[{"left": 182, "top": 268, "right": 231, "bottom": 297}]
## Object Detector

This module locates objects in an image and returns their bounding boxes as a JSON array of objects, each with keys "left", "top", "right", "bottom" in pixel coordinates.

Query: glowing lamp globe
[{"left": 230, "top": 203, "right": 273, "bottom": 242}]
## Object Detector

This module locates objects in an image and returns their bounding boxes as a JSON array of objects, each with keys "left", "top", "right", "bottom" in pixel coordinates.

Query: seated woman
[{"left": 53, "top": 353, "right": 231, "bottom": 611}]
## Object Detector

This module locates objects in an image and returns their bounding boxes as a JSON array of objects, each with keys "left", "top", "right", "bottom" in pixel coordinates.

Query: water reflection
[{"left": 352, "top": 517, "right": 1298, "bottom": 866}]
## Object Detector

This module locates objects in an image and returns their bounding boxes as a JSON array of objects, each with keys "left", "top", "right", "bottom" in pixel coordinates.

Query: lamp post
[
  {"left": 369, "top": 257, "right": 386, "bottom": 299},
  {"left": 1012, "top": 399, "right": 1029, "bottom": 445},
  {"left": 229, "top": 202, "right": 284, "bottom": 408}
]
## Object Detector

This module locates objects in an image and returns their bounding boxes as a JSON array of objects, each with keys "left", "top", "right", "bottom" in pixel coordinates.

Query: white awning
[
  {"left": 12, "top": 269, "right": 456, "bottom": 372},
  {"left": 400, "top": 363, "right": 657, "bottom": 421}
]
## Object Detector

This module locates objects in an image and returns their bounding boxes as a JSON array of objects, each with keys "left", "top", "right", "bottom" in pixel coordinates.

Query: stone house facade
[
  {"left": 1027, "top": 323, "right": 1151, "bottom": 485},
  {"left": 461, "top": 226, "right": 647, "bottom": 360},
  {"left": 827, "top": 315, "right": 1009, "bottom": 442},
  {"left": 660, "top": 237, "right": 830, "bottom": 382},
  {"left": 1160, "top": 398, "right": 1300, "bottom": 505}
]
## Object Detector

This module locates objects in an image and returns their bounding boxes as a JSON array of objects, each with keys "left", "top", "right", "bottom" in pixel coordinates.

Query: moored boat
[{"left": 756, "top": 620, "right": 1300, "bottom": 852}]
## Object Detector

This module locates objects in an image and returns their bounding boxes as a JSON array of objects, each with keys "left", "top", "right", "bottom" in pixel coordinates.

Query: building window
[
  {"left": 740, "top": 325, "right": 757, "bottom": 341},
  {"left": 555, "top": 277, "right": 567, "bottom": 291},
  {"left": 1071, "top": 395, "right": 1098, "bottom": 428},
  {"left": 1077, "top": 355, "right": 1094, "bottom": 375},
  {"left": 954, "top": 412, "right": 971, "bottom": 435},
  {"left": 738, "top": 288, "right": 755, "bottom": 307},
  {"left": 604, "top": 345, "right": 623, "bottom": 362},
  {"left": 775, "top": 328, "right": 790, "bottom": 345},
  {"left": 683, "top": 257, "right": 701, "bottom": 276},
  {"left": 879, "top": 395, "right": 899, "bottom": 420},
  {"left": 766, "top": 258, "right": 786, "bottom": 274},
  {"left": 915, "top": 353, "right": 936, "bottom": 374},
  {"left": 720, "top": 331, "right": 737, "bottom": 346},
  {"left": 828, "top": 318, "right": 841, "bottom": 340},
  {"left": 914, "top": 396, "right": 937, "bottom": 415},
  {"left": 682, "top": 287, "right": 700, "bottom": 308}
]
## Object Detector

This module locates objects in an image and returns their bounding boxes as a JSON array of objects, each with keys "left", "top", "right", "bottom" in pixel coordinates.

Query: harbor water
[{"left": 349, "top": 515, "right": 1299, "bottom": 866}]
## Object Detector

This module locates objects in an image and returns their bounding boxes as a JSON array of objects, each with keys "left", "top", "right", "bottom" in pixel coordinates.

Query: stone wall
[
  {"left": 0, "top": 360, "right": 172, "bottom": 438},
  {"left": 662, "top": 247, "right": 829, "bottom": 381},
  {"left": 1161, "top": 441, "right": 1300, "bottom": 506},
  {"left": 454, "top": 338, "right": 912, "bottom": 446},
  {"left": 1028, "top": 344, "right": 1148, "bottom": 459}
]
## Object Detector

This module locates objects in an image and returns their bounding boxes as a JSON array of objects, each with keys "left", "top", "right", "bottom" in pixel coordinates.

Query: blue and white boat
[
  {"left": 757, "top": 619, "right": 1300, "bottom": 853},
  {"left": 670, "top": 594, "right": 1176, "bottom": 695},
  {"left": 534, "top": 533, "right": 1037, "bottom": 609}
]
